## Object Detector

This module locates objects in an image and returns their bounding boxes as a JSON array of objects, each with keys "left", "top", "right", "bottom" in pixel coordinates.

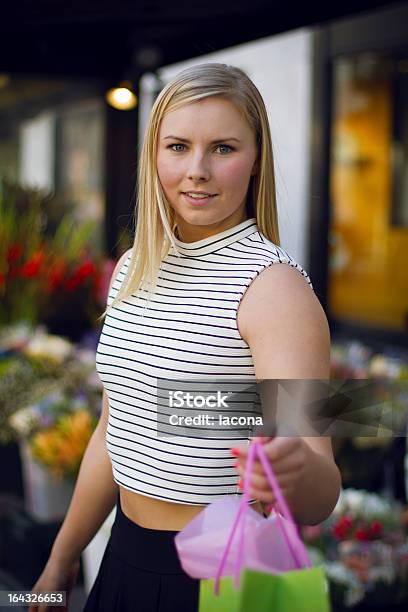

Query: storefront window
[{"left": 329, "top": 52, "right": 408, "bottom": 333}]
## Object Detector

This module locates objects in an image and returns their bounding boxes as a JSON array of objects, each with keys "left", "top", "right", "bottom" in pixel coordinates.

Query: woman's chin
[{"left": 173, "top": 208, "right": 216, "bottom": 226}]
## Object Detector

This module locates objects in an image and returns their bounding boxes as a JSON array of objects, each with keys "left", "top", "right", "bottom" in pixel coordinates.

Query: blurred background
[{"left": 0, "top": 1, "right": 407, "bottom": 610}]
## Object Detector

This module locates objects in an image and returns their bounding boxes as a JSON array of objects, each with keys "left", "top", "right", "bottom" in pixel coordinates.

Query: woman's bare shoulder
[{"left": 237, "top": 263, "right": 330, "bottom": 378}]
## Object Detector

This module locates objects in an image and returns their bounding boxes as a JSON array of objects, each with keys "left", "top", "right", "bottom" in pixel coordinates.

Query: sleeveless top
[{"left": 95, "top": 217, "right": 314, "bottom": 505}]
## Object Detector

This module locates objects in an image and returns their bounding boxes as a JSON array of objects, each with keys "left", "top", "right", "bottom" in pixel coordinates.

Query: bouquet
[
  {"left": 1, "top": 324, "right": 102, "bottom": 480},
  {"left": 0, "top": 178, "right": 114, "bottom": 333},
  {"left": 302, "top": 488, "right": 408, "bottom": 608},
  {"left": 16, "top": 393, "right": 97, "bottom": 481}
]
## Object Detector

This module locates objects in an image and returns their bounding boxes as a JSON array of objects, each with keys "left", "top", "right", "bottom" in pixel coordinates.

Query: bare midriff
[{"left": 119, "top": 486, "right": 265, "bottom": 531}]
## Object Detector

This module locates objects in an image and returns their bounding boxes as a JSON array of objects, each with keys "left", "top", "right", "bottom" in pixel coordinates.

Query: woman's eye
[
  {"left": 216, "top": 144, "right": 233, "bottom": 154},
  {"left": 168, "top": 143, "right": 186, "bottom": 152}
]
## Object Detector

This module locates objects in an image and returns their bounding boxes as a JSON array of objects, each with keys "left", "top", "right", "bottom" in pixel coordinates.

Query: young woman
[{"left": 29, "top": 63, "right": 341, "bottom": 612}]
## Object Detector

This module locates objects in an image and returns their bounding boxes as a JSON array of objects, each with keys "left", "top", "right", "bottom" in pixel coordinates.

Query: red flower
[
  {"left": 332, "top": 515, "right": 353, "bottom": 540},
  {"left": 47, "top": 261, "right": 66, "bottom": 291},
  {"left": 63, "top": 260, "right": 97, "bottom": 292},
  {"left": 7, "top": 243, "right": 23, "bottom": 263},
  {"left": 19, "top": 250, "right": 45, "bottom": 278},
  {"left": 333, "top": 524, "right": 347, "bottom": 539},
  {"left": 355, "top": 528, "right": 369, "bottom": 541},
  {"left": 64, "top": 276, "right": 81, "bottom": 292},
  {"left": 73, "top": 260, "right": 97, "bottom": 281},
  {"left": 368, "top": 520, "right": 383, "bottom": 538},
  {"left": 335, "top": 516, "right": 353, "bottom": 530}
]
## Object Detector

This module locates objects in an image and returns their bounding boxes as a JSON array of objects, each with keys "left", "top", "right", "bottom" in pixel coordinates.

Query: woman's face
[{"left": 156, "top": 96, "right": 258, "bottom": 241}]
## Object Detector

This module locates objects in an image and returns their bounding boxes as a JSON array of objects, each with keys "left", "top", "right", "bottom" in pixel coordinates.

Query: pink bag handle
[{"left": 214, "top": 440, "right": 311, "bottom": 595}]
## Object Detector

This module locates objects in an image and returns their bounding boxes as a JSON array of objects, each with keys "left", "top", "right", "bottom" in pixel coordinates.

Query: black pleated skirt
[{"left": 82, "top": 493, "right": 200, "bottom": 612}]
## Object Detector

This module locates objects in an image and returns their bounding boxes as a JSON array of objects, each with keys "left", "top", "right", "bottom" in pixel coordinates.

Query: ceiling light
[{"left": 105, "top": 81, "right": 138, "bottom": 110}]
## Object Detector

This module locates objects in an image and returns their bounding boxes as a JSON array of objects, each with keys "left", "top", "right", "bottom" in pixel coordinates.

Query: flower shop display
[
  {"left": 314, "top": 340, "right": 408, "bottom": 608},
  {"left": 330, "top": 339, "right": 408, "bottom": 502},
  {"left": 330, "top": 339, "right": 408, "bottom": 381},
  {"left": 0, "top": 178, "right": 115, "bottom": 339},
  {"left": 0, "top": 323, "right": 102, "bottom": 520},
  {"left": 303, "top": 488, "right": 408, "bottom": 609}
]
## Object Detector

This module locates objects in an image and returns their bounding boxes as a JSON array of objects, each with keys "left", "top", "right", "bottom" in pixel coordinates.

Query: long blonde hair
[{"left": 98, "top": 62, "right": 280, "bottom": 321}]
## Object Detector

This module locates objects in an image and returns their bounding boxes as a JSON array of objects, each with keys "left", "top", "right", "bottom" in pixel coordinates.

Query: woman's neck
[{"left": 174, "top": 209, "right": 248, "bottom": 243}]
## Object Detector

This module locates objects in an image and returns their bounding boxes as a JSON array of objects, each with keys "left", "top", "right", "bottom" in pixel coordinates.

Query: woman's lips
[{"left": 182, "top": 193, "right": 217, "bottom": 206}]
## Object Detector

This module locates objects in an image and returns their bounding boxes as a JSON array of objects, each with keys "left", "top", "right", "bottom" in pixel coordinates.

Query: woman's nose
[{"left": 187, "top": 153, "right": 211, "bottom": 182}]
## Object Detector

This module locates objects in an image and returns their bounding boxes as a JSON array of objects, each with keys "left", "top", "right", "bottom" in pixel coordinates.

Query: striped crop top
[{"left": 95, "top": 217, "right": 314, "bottom": 505}]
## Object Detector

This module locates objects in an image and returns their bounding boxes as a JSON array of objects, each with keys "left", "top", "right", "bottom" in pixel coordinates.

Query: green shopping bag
[
  {"left": 197, "top": 441, "right": 331, "bottom": 612},
  {"left": 199, "top": 567, "right": 330, "bottom": 612}
]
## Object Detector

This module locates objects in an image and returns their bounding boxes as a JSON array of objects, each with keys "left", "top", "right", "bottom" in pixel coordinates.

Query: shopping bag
[
  {"left": 174, "top": 495, "right": 304, "bottom": 579},
  {"left": 199, "top": 566, "right": 329, "bottom": 612},
  {"left": 175, "top": 440, "right": 330, "bottom": 612}
]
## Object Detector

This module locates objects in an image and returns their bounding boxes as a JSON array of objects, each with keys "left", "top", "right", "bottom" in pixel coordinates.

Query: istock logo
[{"left": 168, "top": 390, "right": 230, "bottom": 408}]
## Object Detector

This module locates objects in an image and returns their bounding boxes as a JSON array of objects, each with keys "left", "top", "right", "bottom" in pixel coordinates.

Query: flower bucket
[{"left": 19, "top": 440, "right": 74, "bottom": 522}]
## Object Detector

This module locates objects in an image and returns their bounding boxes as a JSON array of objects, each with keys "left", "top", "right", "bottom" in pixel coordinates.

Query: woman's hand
[
  {"left": 27, "top": 557, "right": 80, "bottom": 612},
  {"left": 231, "top": 436, "right": 309, "bottom": 513}
]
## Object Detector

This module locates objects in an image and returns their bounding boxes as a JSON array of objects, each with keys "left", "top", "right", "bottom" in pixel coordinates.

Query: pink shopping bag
[{"left": 175, "top": 440, "right": 312, "bottom": 592}]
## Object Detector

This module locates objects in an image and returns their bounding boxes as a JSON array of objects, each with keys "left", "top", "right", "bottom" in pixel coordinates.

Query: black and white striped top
[{"left": 95, "top": 217, "right": 314, "bottom": 505}]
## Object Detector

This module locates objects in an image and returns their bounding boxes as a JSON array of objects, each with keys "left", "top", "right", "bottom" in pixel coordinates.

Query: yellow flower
[{"left": 30, "top": 409, "right": 96, "bottom": 479}]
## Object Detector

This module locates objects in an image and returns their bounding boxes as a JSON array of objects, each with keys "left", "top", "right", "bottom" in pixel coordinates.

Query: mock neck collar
[{"left": 171, "top": 218, "right": 258, "bottom": 257}]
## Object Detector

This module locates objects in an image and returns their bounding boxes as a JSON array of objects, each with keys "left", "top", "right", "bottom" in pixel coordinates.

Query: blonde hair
[{"left": 98, "top": 62, "right": 280, "bottom": 322}]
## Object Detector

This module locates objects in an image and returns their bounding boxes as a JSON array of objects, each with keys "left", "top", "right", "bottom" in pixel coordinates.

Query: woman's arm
[
  {"left": 47, "top": 403, "right": 118, "bottom": 569},
  {"left": 235, "top": 263, "right": 342, "bottom": 525}
]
